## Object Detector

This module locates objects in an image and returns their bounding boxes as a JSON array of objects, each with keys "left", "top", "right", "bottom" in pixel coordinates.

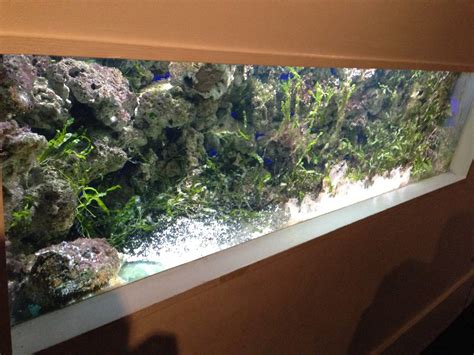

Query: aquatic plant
[
  {"left": 75, "top": 185, "right": 121, "bottom": 237},
  {"left": 38, "top": 118, "right": 122, "bottom": 237},
  {"left": 39, "top": 118, "right": 94, "bottom": 164},
  {"left": 27, "top": 68, "right": 457, "bottom": 248},
  {"left": 307, "top": 81, "right": 337, "bottom": 131},
  {"left": 9, "top": 195, "right": 35, "bottom": 230},
  {"left": 341, "top": 70, "right": 457, "bottom": 180},
  {"left": 104, "top": 196, "right": 159, "bottom": 250}
]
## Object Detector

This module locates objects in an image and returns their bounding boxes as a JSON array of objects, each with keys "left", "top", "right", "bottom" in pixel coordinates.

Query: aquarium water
[{"left": 0, "top": 54, "right": 468, "bottom": 324}]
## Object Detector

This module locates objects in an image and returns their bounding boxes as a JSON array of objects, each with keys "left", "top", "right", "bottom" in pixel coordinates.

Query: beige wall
[{"left": 1, "top": 1, "right": 473, "bottom": 71}]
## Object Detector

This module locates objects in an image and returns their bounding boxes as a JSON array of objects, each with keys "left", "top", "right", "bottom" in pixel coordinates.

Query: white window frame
[{"left": 10, "top": 72, "right": 474, "bottom": 355}]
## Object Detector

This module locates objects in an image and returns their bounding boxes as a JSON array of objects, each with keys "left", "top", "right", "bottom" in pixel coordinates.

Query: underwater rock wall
[{"left": 0, "top": 54, "right": 459, "bottom": 319}]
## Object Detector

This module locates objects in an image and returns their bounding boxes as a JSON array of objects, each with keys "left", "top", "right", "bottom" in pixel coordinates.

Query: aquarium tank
[{"left": 0, "top": 55, "right": 469, "bottom": 324}]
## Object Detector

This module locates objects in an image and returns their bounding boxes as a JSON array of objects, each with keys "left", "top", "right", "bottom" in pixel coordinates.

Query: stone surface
[
  {"left": 134, "top": 84, "right": 194, "bottom": 141},
  {"left": 0, "top": 55, "right": 37, "bottom": 118},
  {"left": 16, "top": 76, "right": 71, "bottom": 132},
  {"left": 0, "top": 55, "right": 70, "bottom": 132},
  {"left": 169, "top": 62, "right": 236, "bottom": 100},
  {"left": 22, "top": 238, "right": 120, "bottom": 310},
  {"left": 0, "top": 120, "right": 48, "bottom": 223},
  {"left": 96, "top": 58, "right": 170, "bottom": 91},
  {"left": 24, "top": 168, "right": 77, "bottom": 239},
  {"left": 48, "top": 135, "right": 129, "bottom": 183},
  {"left": 86, "top": 138, "right": 129, "bottom": 179},
  {"left": 47, "top": 58, "right": 137, "bottom": 131}
]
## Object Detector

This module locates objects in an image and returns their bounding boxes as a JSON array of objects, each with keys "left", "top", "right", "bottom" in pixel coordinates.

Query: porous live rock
[
  {"left": 47, "top": 58, "right": 137, "bottom": 131},
  {"left": 16, "top": 77, "right": 71, "bottom": 132},
  {"left": 23, "top": 168, "right": 77, "bottom": 239},
  {"left": 0, "top": 120, "right": 48, "bottom": 223},
  {"left": 192, "top": 97, "right": 219, "bottom": 131},
  {"left": 31, "top": 56, "right": 53, "bottom": 77},
  {"left": 345, "top": 87, "right": 384, "bottom": 132},
  {"left": 116, "top": 125, "right": 149, "bottom": 152},
  {"left": 0, "top": 55, "right": 71, "bottom": 132},
  {"left": 169, "top": 62, "right": 236, "bottom": 100},
  {"left": 96, "top": 58, "right": 170, "bottom": 91},
  {"left": 22, "top": 238, "right": 120, "bottom": 310},
  {"left": 134, "top": 84, "right": 194, "bottom": 141},
  {"left": 86, "top": 138, "right": 129, "bottom": 178},
  {"left": 128, "top": 149, "right": 161, "bottom": 191},
  {"left": 48, "top": 135, "right": 129, "bottom": 183},
  {"left": 179, "top": 128, "right": 205, "bottom": 169},
  {"left": 0, "top": 55, "right": 38, "bottom": 117},
  {"left": 152, "top": 128, "right": 205, "bottom": 179}
]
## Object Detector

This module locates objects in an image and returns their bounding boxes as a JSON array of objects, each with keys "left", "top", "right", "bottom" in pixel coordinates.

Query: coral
[
  {"left": 177, "top": 128, "right": 206, "bottom": 170},
  {"left": 31, "top": 56, "right": 53, "bottom": 77},
  {"left": 129, "top": 149, "right": 161, "bottom": 190},
  {"left": 0, "top": 55, "right": 68, "bottom": 133}
]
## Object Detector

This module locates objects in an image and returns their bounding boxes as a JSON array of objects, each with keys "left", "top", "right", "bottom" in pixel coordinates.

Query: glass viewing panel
[{"left": 0, "top": 55, "right": 470, "bottom": 325}]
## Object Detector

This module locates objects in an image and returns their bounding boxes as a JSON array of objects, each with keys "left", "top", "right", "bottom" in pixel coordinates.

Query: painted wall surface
[
  {"left": 1, "top": 1, "right": 473, "bottom": 71},
  {"left": 41, "top": 164, "right": 474, "bottom": 354}
]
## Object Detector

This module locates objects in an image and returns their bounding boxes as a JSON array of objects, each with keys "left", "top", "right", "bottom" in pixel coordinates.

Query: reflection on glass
[{"left": 0, "top": 55, "right": 468, "bottom": 324}]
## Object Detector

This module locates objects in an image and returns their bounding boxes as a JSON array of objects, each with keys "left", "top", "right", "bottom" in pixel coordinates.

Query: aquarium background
[{"left": 0, "top": 55, "right": 466, "bottom": 324}]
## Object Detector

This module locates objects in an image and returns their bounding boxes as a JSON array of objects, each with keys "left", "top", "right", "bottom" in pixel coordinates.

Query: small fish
[
  {"left": 152, "top": 71, "right": 171, "bottom": 82},
  {"left": 207, "top": 148, "right": 218, "bottom": 158},
  {"left": 264, "top": 157, "right": 273, "bottom": 167},
  {"left": 231, "top": 111, "right": 239, "bottom": 119},
  {"left": 450, "top": 97, "right": 459, "bottom": 116},
  {"left": 255, "top": 131, "right": 265, "bottom": 140},
  {"left": 330, "top": 68, "right": 337, "bottom": 76},
  {"left": 279, "top": 72, "right": 294, "bottom": 81}
]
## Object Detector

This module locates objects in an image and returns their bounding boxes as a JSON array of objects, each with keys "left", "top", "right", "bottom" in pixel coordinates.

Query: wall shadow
[
  {"left": 37, "top": 290, "right": 179, "bottom": 355},
  {"left": 347, "top": 212, "right": 474, "bottom": 355}
]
